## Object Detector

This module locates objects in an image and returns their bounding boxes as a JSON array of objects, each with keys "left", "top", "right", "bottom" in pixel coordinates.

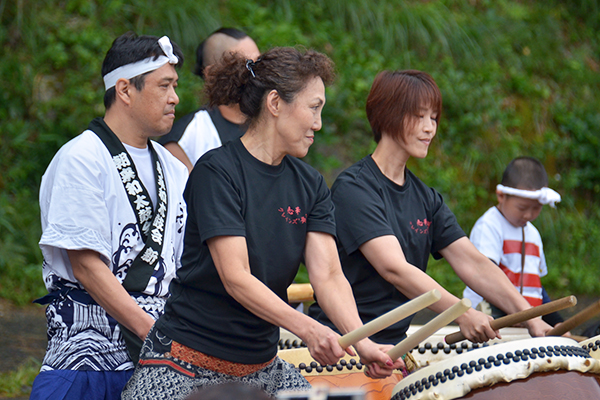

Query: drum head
[{"left": 391, "top": 337, "right": 600, "bottom": 400}]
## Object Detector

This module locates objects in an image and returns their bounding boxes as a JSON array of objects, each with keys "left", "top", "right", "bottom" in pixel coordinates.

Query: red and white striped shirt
[{"left": 463, "top": 206, "right": 547, "bottom": 307}]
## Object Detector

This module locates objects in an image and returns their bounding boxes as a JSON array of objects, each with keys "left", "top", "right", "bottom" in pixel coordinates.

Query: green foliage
[
  {"left": 536, "top": 207, "right": 600, "bottom": 297},
  {"left": 1, "top": 0, "right": 599, "bottom": 305},
  {"left": 0, "top": 358, "right": 40, "bottom": 397},
  {"left": 554, "top": 105, "right": 600, "bottom": 196}
]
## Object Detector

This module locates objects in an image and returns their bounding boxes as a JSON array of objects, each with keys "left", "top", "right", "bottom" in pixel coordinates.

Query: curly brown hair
[{"left": 204, "top": 46, "right": 335, "bottom": 126}]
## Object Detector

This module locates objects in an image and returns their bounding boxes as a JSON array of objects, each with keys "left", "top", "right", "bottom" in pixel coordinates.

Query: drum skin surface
[{"left": 391, "top": 337, "right": 600, "bottom": 400}]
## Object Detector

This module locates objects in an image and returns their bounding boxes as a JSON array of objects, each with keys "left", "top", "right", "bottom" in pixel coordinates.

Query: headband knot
[
  {"left": 103, "top": 36, "right": 178, "bottom": 90},
  {"left": 496, "top": 184, "right": 562, "bottom": 208}
]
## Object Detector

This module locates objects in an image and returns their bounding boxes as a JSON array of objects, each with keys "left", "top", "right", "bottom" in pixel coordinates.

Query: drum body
[
  {"left": 581, "top": 334, "right": 600, "bottom": 359},
  {"left": 408, "top": 326, "right": 531, "bottom": 369},
  {"left": 278, "top": 347, "right": 405, "bottom": 400},
  {"left": 580, "top": 334, "right": 600, "bottom": 385},
  {"left": 391, "top": 337, "right": 600, "bottom": 400}
]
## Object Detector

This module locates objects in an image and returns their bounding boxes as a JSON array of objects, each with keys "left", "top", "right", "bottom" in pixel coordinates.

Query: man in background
[{"left": 159, "top": 27, "right": 260, "bottom": 172}]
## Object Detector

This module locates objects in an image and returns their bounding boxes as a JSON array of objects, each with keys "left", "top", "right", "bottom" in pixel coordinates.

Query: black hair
[
  {"left": 102, "top": 32, "right": 184, "bottom": 109},
  {"left": 195, "top": 27, "right": 249, "bottom": 78},
  {"left": 501, "top": 156, "right": 549, "bottom": 190}
]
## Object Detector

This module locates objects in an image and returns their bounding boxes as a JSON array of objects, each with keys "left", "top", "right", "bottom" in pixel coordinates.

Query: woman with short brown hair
[{"left": 309, "top": 70, "right": 551, "bottom": 345}]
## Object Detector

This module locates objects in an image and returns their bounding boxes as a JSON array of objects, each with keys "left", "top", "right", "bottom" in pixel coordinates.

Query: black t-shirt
[
  {"left": 157, "top": 138, "right": 336, "bottom": 363},
  {"left": 308, "top": 155, "right": 465, "bottom": 344},
  {"left": 157, "top": 106, "right": 246, "bottom": 146}
]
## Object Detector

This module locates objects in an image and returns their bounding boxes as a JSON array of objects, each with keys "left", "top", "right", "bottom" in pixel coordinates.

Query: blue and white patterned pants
[{"left": 121, "top": 326, "right": 311, "bottom": 399}]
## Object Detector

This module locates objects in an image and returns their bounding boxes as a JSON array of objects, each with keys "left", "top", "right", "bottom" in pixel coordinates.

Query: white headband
[
  {"left": 103, "top": 36, "right": 179, "bottom": 90},
  {"left": 496, "top": 184, "right": 561, "bottom": 208}
]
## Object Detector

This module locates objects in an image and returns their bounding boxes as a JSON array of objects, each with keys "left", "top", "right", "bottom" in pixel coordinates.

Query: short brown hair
[{"left": 366, "top": 70, "right": 442, "bottom": 143}]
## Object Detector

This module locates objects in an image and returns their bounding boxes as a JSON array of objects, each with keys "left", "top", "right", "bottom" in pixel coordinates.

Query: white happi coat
[
  {"left": 40, "top": 130, "right": 187, "bottom": 295},
  {"left": 37, "top": 128, "right": 187, "bottom": 371}
]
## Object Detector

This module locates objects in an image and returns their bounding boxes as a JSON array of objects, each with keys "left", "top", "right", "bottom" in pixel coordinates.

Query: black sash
[
  {"left": 90, "top": 117, "right": 169, "bottom": 363},
  {"left": 90, "top": 117, "right": 168, "bottom": 292}
]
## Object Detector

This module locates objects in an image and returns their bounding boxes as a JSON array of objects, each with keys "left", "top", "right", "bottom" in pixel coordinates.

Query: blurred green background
[
  {"left": 1, "top": 0, "right": 599, "bottom": 396},
  {"left": 3, "top": 0, "right": 598, "bottom": 304}
]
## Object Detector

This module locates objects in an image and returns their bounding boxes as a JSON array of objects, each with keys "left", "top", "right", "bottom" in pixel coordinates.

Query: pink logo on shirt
[
  {"left": 279, "top": 206, "right": 307, "bottom": 224},
  {"left": 410, "top": 218, "right": 431, "bottom": 234}
]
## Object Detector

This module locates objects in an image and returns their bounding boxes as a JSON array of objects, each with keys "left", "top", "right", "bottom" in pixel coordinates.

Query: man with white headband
[
  {"left": 30, "top": 32, "right": 188, "bottom": 400},
  {"left": 463, "top": 157, "right": 566, "bottom": 327}
]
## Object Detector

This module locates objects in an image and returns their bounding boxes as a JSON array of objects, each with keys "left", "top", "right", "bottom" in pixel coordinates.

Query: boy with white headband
[
  {"left": 463, "top": 157, "right": 564, "bottom": 326},
  {"left": 30, "top": 32, "right": 188, "bottom": 400}
]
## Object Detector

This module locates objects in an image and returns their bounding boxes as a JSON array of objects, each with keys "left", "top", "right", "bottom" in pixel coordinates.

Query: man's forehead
[{"left": 146, "top": 63, "right": 178, "bottom": 81}]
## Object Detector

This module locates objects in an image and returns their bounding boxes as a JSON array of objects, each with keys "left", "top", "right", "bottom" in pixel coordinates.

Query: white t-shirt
[
  {"left": 123, "top": 143, "right": 157, "bottom": 207},
  {"left": 177, "top": 110, "right": 221, "bottom": 166}
]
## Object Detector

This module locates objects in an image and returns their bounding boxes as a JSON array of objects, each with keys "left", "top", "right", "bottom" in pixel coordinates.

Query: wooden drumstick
[
  {"left": 445, "top": 295, "right": 577, "bottom": 344},
  {"left": 287, "top": 283, "right": 314, "bottom": 303},
  {"left": 546, "top": 298, "right": 600, "bottom": 337},
  {"left": 386, "top": 298, "right": 471, "bottom": 361},
  {"left": 338, "top": 289, "right": 442, "bottom": 349}
]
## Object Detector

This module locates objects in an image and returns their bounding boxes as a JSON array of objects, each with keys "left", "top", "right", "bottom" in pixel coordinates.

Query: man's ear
[
  {"left": 114, "top": 78, "right": 133, "bottom": 106},
  {"left": 265, "top": 89, "right": 281, "bottom": 117}
]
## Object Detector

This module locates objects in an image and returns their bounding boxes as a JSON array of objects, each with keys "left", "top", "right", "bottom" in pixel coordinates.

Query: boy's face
[{"left": 496, "top": 191, "right": 543, "bottom": 227}]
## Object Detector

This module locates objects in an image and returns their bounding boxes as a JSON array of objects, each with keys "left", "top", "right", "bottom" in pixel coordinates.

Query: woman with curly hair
[{"left": 122, "top": 47, "right": 402, "bottom": 400}]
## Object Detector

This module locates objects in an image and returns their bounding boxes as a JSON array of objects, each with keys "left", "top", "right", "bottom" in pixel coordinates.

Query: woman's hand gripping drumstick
[
  {"left": 338, "top": 289, "right": 442, "bottom": 349},
  {"left": 445, "top": 295, "right": 577, "bottom": 345},
  {"left": 546, "top": 298, "right": 600, "bottom": 338},
  {"left": 386, "top": 298, "right": 471, "bottom": 361}
]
